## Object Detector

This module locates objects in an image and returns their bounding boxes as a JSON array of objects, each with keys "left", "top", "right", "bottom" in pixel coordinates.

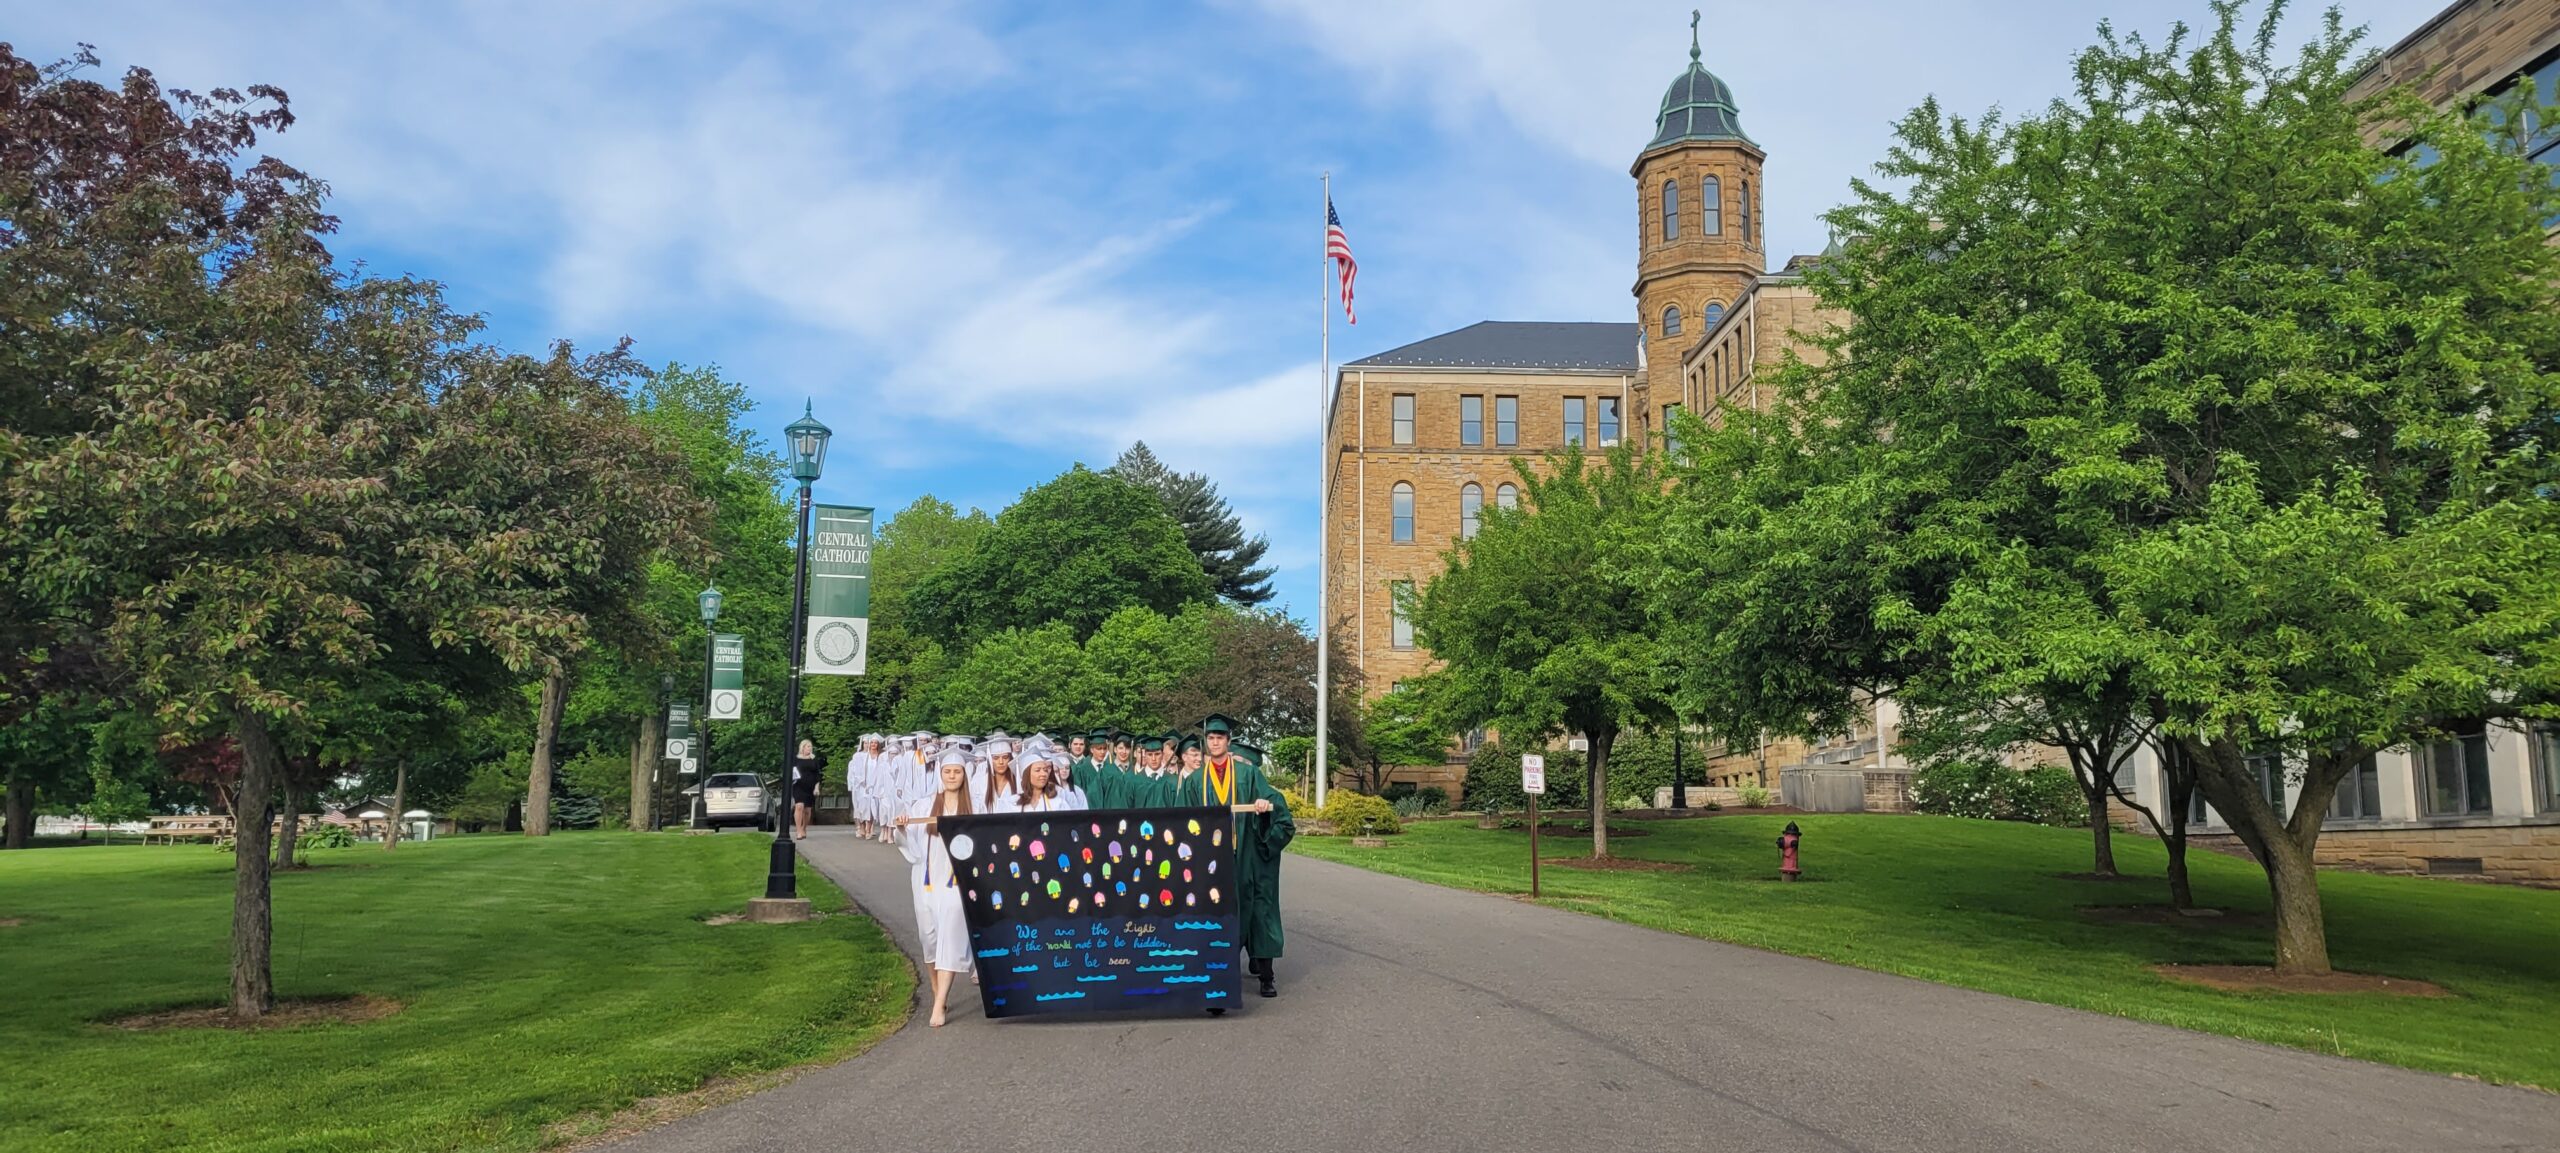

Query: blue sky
[{"left": 15, "top": 0, "right": 2448, "bottom": 619}]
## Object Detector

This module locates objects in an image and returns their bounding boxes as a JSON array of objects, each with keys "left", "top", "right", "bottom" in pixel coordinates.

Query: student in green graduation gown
[
  {"left": 1081, "top": 727, "right": 1130, "bottom": 810},
  {"left": 1197, "top": 715, "right": 1293, "bottom": 998}
]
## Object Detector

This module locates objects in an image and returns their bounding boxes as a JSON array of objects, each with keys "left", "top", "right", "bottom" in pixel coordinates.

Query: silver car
[{"left": 694, "top": 772, "right": 777, "bottom": 831}]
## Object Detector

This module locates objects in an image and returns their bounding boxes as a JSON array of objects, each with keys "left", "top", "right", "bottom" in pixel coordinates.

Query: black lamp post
[
  {"left": 692, "top": 586, "right": 722, "bottom": 830},
  {"left": 768, "top": 402, "right": 831, "bottom": 901}
]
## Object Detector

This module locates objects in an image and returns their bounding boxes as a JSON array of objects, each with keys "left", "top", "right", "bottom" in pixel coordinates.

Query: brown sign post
[{"left": 1521, "top": 754, "right": 1546, "bottom": 898}]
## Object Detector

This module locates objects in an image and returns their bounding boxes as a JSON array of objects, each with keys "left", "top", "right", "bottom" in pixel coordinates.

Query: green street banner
[
  {"left": 665, "top": 702, "right": 692, "bottom": 760},
  {"left": 709, "top": 633, "right": 745, "bottom": 719},
  {"left": 804, "top": 504, "right": 874, "bottom": 676}
]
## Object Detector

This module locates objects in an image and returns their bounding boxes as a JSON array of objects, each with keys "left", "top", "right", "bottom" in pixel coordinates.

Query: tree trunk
[
  {"left": 274, "top": 775, "right": 304, "bottom": 869},
  {"left": 2262, "top": 833, "right": 2331, "bottom": 975},
  {"left": 526, "top": 667, "right": 567, "bottom": 837},
  {"left": 230, "top": 704, "right": 282, "bottom": 1019},
  {"left": 629, "top": 713, "right": 662, "bottom": 831},
  {"left": 2163, "top": 836, "right": 2194, "bottom": 910},
  {"left": 3, "top": 772, "right": 30, "bottom": 850},
  {"left": 2084, "top": 789, "right": 2117, "bottom": 877},
  {"left": 1586, "top": 731, "right": 1611, "bottom": 860},
  {"left": 385, "top": 760, "right": 408, "bottom": 851}
]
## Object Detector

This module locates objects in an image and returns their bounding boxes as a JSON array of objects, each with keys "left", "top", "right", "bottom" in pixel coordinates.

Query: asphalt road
[{"left": 612, "top": 827, "right": 2560, "bottom": 1153}]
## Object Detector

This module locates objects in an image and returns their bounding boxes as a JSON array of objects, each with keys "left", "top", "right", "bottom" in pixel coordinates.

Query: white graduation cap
[{"left": 979, "top": 737, "right": 1013, "bottom": 758}]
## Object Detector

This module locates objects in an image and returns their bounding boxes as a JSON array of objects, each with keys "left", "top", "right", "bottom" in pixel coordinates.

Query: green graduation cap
[
  {"left": 1201, "top": 713, "right": 1239, "bottom": 736},
  {"left": 1232, "top": 739, "right": 1265, "bottom": 766},
  {"left": 1178, "top": 734, "right": 1204, "bottom": 753},
  {"left": 1139, "top": 733, "right": 1167, "bottom": 751},
  {"left": 1087, "top": 728, "right": 1113, "bottom": 743}
]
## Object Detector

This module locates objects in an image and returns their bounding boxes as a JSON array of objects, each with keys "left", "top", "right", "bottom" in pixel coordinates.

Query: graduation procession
[{"left": 837, "top": 715, "right": 1295, "bottom": 1028}]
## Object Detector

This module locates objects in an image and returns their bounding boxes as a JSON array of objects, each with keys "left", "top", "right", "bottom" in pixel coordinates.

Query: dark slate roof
[
  {"left": 1645, "top": 60, "right": 1754, "bottom": 152},
  {"left": 1344, "top": 321, "right": 1641, "bottom": 372}
]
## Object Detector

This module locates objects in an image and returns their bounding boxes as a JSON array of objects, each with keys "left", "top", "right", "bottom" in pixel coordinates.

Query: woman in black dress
[{"left": 788, "top": 738, "right": 824, "bottom": 838}]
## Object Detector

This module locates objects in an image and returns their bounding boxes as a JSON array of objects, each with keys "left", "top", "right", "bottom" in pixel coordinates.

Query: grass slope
[
  {"left": 0, "top": 832, "right": 912, "bottom": 1152},
  {"left": 1295, "top": 813, "right": 2560, "bottom": 1090}
]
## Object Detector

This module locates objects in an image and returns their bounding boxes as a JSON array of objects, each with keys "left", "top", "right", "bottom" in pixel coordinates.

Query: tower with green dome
[{"left": 1630, "top": 10, "right": 1765, "bottom": 441}]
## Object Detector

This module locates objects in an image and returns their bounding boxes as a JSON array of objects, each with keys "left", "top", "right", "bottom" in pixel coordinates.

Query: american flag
[{"left": 1327, "top": 198, "right": 1357, "bottom": 325}]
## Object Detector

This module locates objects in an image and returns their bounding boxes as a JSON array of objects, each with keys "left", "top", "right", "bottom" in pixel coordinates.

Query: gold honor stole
[{"left": 1205, "top": 759, "right": 1234, "bottom": 806}]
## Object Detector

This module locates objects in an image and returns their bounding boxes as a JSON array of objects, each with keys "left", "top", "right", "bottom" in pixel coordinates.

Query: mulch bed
[
  {"left": 2151, "top": 964, "right": 2452, "bottom": 998},
  {"left": 1539, "top": 856, "right": 1691, "bottom": 873},
  {"left": 2080, "top": 905, "right": 2267, "bottom": 929},
  {"left": 107, "top": 994, "right": 405, "bottom": 1031}
]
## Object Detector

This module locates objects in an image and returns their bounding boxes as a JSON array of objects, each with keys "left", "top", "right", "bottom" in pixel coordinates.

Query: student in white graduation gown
[
  {"left": 1015, "top": 756, "right": 1081, "bottom": 813},
  {"left": 848, "top": 734, "right": 882, "bottom": 836},
  {"left": 899, "top": 749, "right": 977, "bottom": 1027},
  {"left": 978, "top": 738, "right": 1020, "bottom": 813}
]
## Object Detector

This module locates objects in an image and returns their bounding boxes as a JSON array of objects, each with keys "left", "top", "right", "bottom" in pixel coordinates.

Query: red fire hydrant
[{"left": 1777, "top": 821, "right": 1802, "bottom": 882}]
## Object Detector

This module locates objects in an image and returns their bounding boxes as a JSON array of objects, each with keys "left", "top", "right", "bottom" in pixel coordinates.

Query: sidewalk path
[{"left": 609, "top": 828, "right": 2560, "bottom": 1152}]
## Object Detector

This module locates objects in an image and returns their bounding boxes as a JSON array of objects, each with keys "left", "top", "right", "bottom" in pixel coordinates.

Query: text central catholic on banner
[{"left": 803, "top": 504, "right": 873, "bottom": 676}]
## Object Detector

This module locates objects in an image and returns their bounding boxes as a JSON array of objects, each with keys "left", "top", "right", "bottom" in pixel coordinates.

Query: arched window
[
  {"left": 1496, "top": 483, "right": 1519, "bottom": 511},
  {"left": 1702, "top": 301, "right": 1725, "bottom": 333},
  {"left": 1391, "top": 482, "right": 1414, "bottom": 542},
  {"left": 1701, "top": 175, "right": 1722, "bottom": 234},
  {"left": 1740, "top": 180, "right": 1753, "bottom": 242},
  {"left": 1662, "top": 180, "right": 1680, "bottom": 241},
  {"left": 1460, "top": 483, "right": 1483, "bottom": 539},
  {"left": 1662, "top": 305, "right": 1682, "bottom": 337}
]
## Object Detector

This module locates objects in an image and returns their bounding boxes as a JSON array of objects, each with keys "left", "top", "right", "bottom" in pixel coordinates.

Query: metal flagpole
[{"left": 1314, "top": 171, "right": 1331, "bottom": 811}]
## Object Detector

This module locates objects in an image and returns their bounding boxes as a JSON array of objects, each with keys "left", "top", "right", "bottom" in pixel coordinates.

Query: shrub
[
  {"left": 1381, "top": 781, "right": 1419, "bottom": 803},
  {"left": 1701, "top": 800, "right": 1723, "bottom": 811},
  {"left": 1390, "top": 790, "right": 1448, "bottom": 819},
  {"left": 304, "top": 823, "right": 356, "bottom": 850},
  {"left": 1317, "top": 791, "right": 1402, "bottom": 836},
  {"left": 1734, "top": 784, "right": 1772, "bottom": 809},
  {"left": 1416, "top": 786, "right": 1449, "bottom": 810},
  {"left": 1910, "top": 758, "right": 2084, "bottom": 826}
]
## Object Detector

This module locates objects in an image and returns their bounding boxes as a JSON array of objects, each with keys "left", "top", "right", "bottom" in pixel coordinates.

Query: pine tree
[{"left": 1110, "top": 443, "right": 1276, "bottom": 606}]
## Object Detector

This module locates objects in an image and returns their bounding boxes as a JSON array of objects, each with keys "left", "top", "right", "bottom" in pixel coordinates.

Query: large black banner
[{"left": 939, "top": 806, "right": 1241, "bottom": 1018}]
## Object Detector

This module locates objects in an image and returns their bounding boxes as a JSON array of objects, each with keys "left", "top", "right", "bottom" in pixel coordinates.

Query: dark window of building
[
  {"left": 1391, "top": 394, "right": 1414, "bottom": 445},
  {"left": 2245, "top": 748, "right": 2288, "bottom": 815},
  {"left": 1598, "top": 397, "right": 1620, "bottom": 444},
  {"left": 1662, "top": 403, "right": 1683, "bottom": 454},
  {"left": 1563, "top": 397, "right": 1586, "bottom": 446},
  {"left": 1703, "top": 301, "right": 1725, "bottom": 333},
  {"left": 2420, "top": 723, "right": 2493, "bottom": 816},
  {"left": 1459, "top": 483, "right": 1483, "bottom": 539},
  {"left": 1702, "top": 175, "right": 1722, "bottom": 234},
  {"left": 1495, "top": 396, "right": 1517, "bottom": 446},
  {"left": 1391, "top": 482, "right": 1414, "bottom": 542},
  {"left": 1460, "top": 396, "right": 1483, "bottom": 446},
  {"left": 1662, "top": 180, "right": 1680, "bottom": 241},
  {"left": 2330, "top": 754, "right": 2382, "bottom": 821},
  {"left": 1495, "top": 483, "right": 1519, "bottom": 510},
  {"left": 1740, "top": 180, "right": 1753, "bottom": 242},
  {"left": 2535, "top": 722, "right": 2560, "bottom": 815},
  {"left": 1662, "top": 305, "right": 1682, "bottom": 338},
  {"left": 1390, "top": 581, "right": 1415, "bottom": 649}
]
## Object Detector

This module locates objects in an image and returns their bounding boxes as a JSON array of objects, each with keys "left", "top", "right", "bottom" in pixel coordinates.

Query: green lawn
[
  {"left": 1295, "top": 813, "right": 2560, "bottom": 1090},
  {"left": 0, "top": 832, "right": 913, "bottom": 1153}
]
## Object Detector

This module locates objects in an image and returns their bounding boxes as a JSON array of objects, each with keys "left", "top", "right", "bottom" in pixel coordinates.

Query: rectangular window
[
  {"left": 2245, "top": 749, "right": 2286, "bottom": 813},
  {"left": 1563, "top": 398, "right": 1586, "bottom": 446},
  {"left": 1598, "top": 397, "right": 1620, "bottom": 445},
  {"left": 1460, "top": 396, "right": 1483, "bottom": 446},
  {"left": 2420, "top": 723, "right": 2493, "bottom": 816},
  {"left": 1389, "top": 581, "right": 1415, "bottom": 649},
  {"left": 1391, "top": 394, "right": 1414, "bottom": 445},
  {"left": 1662, "top": 403, "right": 1682, "bottom": 454},
  {"left": 2329, "top": 754, "right": 2382, "bottom": 821},
  {"left": 1494, "top": 396, "right": 1517, "bottom": 446},
  {"left": 2537, "top": 723, "right": 2560, "bottom": 815}
]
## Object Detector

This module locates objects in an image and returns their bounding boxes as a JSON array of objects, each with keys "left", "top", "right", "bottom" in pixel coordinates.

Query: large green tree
[
  {"left": 1669, "top": 2, "right": 2560, "bottom": 973},
  {"left": 908, "top": 467, "right": 1211, "bottom": 645},
  {"left": 1412, "top": 446, "right": 1668, "bottom": 858},
  {"left": 1110, "top": 442, "right": 1276, "bottom": 605}
]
